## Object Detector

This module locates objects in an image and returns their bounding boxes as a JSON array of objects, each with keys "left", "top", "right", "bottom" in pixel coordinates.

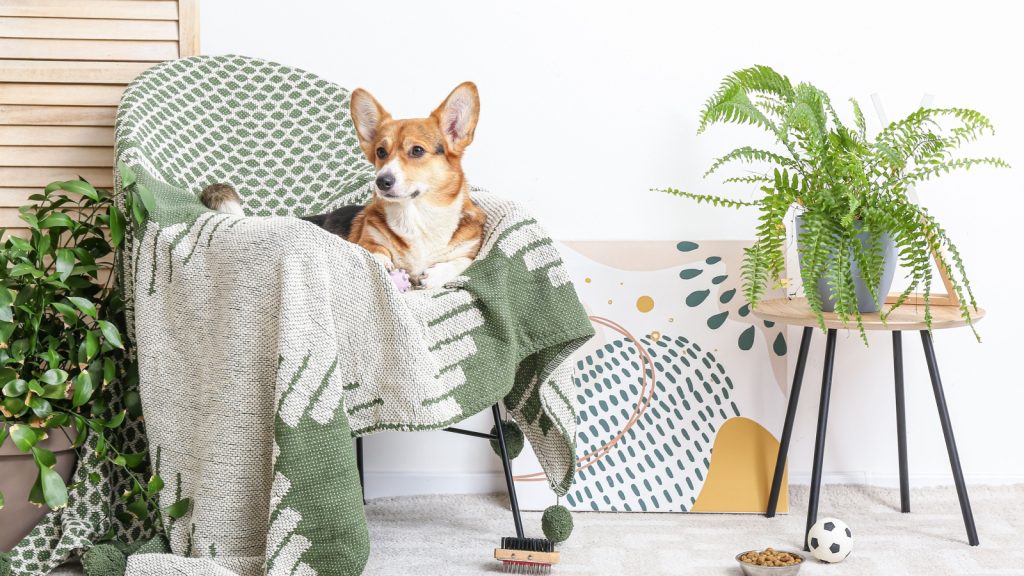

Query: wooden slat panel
[
  {"left": 0, "top": 38, "right": 178, "bottom": 62},
  {"left": 0, "top": 167, "right": 113, "bottom": 187},
  {"left": 178, "top": 0, "right": 199, "bottom": 57},
  {"left": 0, "top": 60, "right": 154, "bottom": 84},
  {"left": 0, "top": 1, "right": 178, "bottom": 20},
  {"left": 0, "top": 83, "right": 126, "bottom": 106},
  {"left": 0, "top": 146, "right": 114, "bottom": 167},
  {"left": 0, "top": 187, "right": 47, "bottom": 206},
  {"left": 0, "top": 105, "right": 116, "bottom": 126},
  {"left": 0, "top": 17, "right": 178, "bottom": 40},
  {"left": 0, "top": 126, "right": 113, "bottom": 146}
]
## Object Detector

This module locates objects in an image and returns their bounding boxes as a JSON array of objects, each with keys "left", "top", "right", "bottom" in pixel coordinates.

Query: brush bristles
[
  {"left": 501, "top": 561, "right": 551, "bottom": 575},
  {"left": 501, "top": 537, "right": 554, "bottom": 553}
]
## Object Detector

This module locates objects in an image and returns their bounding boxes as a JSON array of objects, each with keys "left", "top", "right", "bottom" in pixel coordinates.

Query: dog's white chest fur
[{"left": 382, "top": 199, "right": 462, "bottom": 277}]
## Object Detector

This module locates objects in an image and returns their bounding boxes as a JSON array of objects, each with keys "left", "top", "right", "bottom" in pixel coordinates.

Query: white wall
[{"left": 200, "top": 0, "right": 1024, "bottom": 493}]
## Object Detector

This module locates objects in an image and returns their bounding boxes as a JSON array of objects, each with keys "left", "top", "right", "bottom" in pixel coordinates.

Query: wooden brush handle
[{"left": 494, "top": 548, "right": 561, "bottom": 565}]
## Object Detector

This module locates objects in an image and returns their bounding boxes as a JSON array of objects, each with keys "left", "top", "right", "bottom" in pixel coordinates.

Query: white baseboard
[
  {"left": 362, "top": 471, "right": 507, "bottom": 500},
  {"left": 361, "top": 471, "right": 1024, "bottom": 500}
]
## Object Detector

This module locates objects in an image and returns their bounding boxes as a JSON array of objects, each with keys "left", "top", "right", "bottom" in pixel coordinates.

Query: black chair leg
[
  {"left": 356, "top": 436, "right": 365, "bottom": 505},
  {"left": 767, "top": 326, "right": 814, "bottom": 517},
  {"left": 894, "top": 331, "right": 911, "bottom": 513},
  {"left": 920, "top": 330, "right": 979, "bottom": 546},
  {"left": 805, "top": 328, "right": 837, "bottom": 551},
  {"left": 492, "top": 403, "right": 525, "bottom": 539}
]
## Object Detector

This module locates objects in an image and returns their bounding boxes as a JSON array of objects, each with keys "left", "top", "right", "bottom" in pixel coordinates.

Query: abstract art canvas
[{"left": 514, "top": 240, "right": 791, "bottom": 513}]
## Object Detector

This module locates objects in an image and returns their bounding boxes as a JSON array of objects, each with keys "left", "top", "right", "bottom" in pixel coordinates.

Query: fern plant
[{"left": 658, "top": 65, "right": 1008, "bottom": 340}]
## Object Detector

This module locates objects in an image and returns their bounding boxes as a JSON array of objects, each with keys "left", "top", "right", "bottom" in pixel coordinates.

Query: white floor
[{"left": 363, "top": 484, "right": 1024, "bottom": 575}]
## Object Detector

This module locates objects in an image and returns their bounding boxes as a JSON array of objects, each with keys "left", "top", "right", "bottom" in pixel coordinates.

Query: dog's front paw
[
  {"left": 372, "top": 252, "right": 395, "bottom": 271},
  {"left": 419, "top": 261, "right": 460, "bottom": 289}
]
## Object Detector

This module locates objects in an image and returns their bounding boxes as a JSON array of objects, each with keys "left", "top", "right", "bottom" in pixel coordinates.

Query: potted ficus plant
[
  {"left": 0, "top": 179, "right": 150, "bottom": 552},
  {"left": 659, "top": 65, "right": 1008, "bottom": 340}
]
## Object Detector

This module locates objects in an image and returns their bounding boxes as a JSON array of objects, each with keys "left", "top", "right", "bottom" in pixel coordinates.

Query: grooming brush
[{"left": 494, "top": 536, "right": 560, "bottom": 574}]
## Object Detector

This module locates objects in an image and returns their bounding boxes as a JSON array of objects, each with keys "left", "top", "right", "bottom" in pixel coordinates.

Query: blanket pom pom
[
  {"left": 541, "top": 504, "right": 574, "bottom": 543},
  {"left": 389, "top": 269, "right": 412, "bottom": 293},
  {"left": 489, "top": 420, "right": 525, "bottom": 459},
  {"left": 82, "top": 543, "right": 127, "bottom": 576}
]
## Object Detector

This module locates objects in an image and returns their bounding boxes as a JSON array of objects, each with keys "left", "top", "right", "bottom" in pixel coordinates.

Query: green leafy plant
[
  {"left": 658, "top": 65, "right": 1008, "bottom": 339},
  {"left": 0, "top": 179, "right": 159, "bottom": 517}
]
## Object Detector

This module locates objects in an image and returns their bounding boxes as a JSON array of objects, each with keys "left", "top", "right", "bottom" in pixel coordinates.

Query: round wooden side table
[{"left": 755, "top": 297, "right": 985, "bottom": 548}]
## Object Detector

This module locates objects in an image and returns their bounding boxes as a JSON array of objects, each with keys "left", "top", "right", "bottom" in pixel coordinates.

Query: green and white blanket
[{"left": 4, "top": 55, "right": 592, "bottom": 576}]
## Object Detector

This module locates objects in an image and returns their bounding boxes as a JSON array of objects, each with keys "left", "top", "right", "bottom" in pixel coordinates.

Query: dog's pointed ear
[
  {"left": 350, "top": 88, "right": 391, "bottom": 162},
  {"left": 431, "top": 82, "right": 479, "bottom": 155}
]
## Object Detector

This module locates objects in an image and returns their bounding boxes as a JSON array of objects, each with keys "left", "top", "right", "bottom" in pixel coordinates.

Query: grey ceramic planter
[
  {"left": 795, "top": 214, "right": 897, "bottom": 313},
  {"left": 0, "top": 426, "right": 77, "bottom": 552}
]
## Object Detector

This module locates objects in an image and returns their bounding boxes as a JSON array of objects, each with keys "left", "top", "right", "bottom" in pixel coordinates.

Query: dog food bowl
[{"left": 735, "top": 550, "right": 804, "bottom": 576}]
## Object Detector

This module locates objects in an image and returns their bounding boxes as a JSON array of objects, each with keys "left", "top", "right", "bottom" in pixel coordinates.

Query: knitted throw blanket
[{"left": 2, "top": 56, "right": 592, "bottom": 576}]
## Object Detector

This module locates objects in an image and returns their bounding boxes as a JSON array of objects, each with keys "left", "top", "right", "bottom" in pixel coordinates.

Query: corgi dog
[{"left": 200, "top": 82, "right": 486, "bottom": 290}]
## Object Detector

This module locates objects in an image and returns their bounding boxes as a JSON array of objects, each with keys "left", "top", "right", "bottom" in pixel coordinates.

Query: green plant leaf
[
  {"left": 127, "top": 496, "right": 148, "bottom": 518},
  {"left": 40, "top": 369, "right": 68, "bottom": 385},
  {"left": 40, "top": 383, "right": 67, "bottom": 399},
  {"left": 84, "top": 330, "right": 100, "bottom": 361},
  {"left": 105, "top": 410, "right": 126, "bottom": 429},
  {"left": 0, "top": 307, "right": 11, "bottom": 322},
  {"left": 147, "top": 474, "right": 164, "bottom": 495},
  {"left": 118, "top": 160, "right": 137, "bottom": 188},
  {"left": 55, "top": 248, "right": 75, "bottom": 281},
  {"left": 2, "top": 378, "right": 27, "bottom": 396},
  {"left": 9, "top": 424, "right": 38, "bottom": 451},
  {"left": 7, "top": 236, "right": 32, "bottom": 252},
  {"left": 51, "top": 301, "right": 80, "bottom": 325},
  {"left": 71, "top": 371, "right": 94, "bottom": 408},
  {"left": 109, "top": 205, "right": 125, "bottom": 248},
  {"left": 28, "top": 395, "right": 53, "bottom": 419},
  {"left": 59, "top": 179, "right": 99, "bottom": 201},
  {"left": 66, "top": 296, "right": 97, "bottom": 318},
  {"left": 39, "top": 462, "right": 69, "bottom": 509},
  {"left": 165, "top": 497, "right": 192, "bottom": 519},
  {"left": 0, "top": 488, "right": 4, "bottom": 510},
  {"left": 39, "top": 212, "right": 75, "bottom": 229},
  {"left": 9, "top": 263, "right": 41, "bottom": 277},
  {"left": 32, "top": 446, "right": 57, "bottom": 467},
  {"left": 97, "top": 320, "right": 124, "bottom": 349},
  {"left": 135, "top": 183, "right": 156, "bottom": 214},
  {"left": 18, "top": 210, "right": 39, "bottom": 230}
]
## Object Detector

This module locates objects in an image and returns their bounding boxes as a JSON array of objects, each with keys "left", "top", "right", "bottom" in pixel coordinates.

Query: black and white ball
[{"left": 807, "top": 517, "right": 853, "bottom": 563}]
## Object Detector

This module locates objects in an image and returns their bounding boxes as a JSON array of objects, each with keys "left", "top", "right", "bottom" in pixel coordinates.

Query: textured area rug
[{"left": 363, "top": 484, "right": 1024, "bottom": 575}]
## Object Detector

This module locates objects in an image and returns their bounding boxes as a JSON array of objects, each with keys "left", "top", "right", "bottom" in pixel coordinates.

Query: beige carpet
[{"left": 363, "top": 485, "right": 1024, "bottom": 575}]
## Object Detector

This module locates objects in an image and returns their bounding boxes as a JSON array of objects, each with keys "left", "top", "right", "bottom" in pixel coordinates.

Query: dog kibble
[{"left": 739, "top": 548, "right": 802, "bottom": 567}]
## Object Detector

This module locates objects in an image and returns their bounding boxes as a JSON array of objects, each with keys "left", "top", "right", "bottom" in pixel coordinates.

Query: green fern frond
[
  {"left": 654, "top": 187, "right": 760, "bottom": 209},
  {"left": 704, "top": 146, "right": 794, "bottom": 178}
]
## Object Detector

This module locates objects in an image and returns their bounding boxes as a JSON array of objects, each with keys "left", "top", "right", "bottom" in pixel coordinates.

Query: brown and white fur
[{"left": 200, "top": 82, "right": 486, "bottom": 290}]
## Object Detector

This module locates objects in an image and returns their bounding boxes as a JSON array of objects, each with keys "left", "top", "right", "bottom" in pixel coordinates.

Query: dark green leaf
[
  {"left": 40, "top": 383, "right": 67, "bottom": 399},
  {"left": 165, "top": 497, "right": 192, "bottom": 519},
  {"left": 117, "top": 161, "right": 137, "bottom": 188},
  {"left": 97, "top": 320, "right": 124, "bottom": 349},
  {"left": 51, "top": 301, "right": 80, "bottom": 325},
  {"left": 9, "top": 263, "right": 40, "bottom": 277},
  {"left": 39, "top": 213, "right": 75, "bottom": 229},
  {"left": 39, "top": 463, "right": 69, "bottom": 509},
  {"left": 109, "top": 205, "right": 125, "bottom": 248},
  {"left": 71, "top": 371, "right": 94, "bottom": 408},
  {"left": 147, "top": 474, "right": 164, "bottom": 495},
  {"left": 2, "top": 378, "right": 26, "bottom": 396},
  {"left": 40, "top": 368, "right": 68, "bottom": 385},
  {"left": 55, "top": 248, "right": 75, "bottom": 281},
  {"left": 66, "top": 296, "right": 97, "bottom": 318},
  {"left": 18, "top": 211, "right": 39, "bottom": 230},
  {"left": 32, "top": 446, "right": 56, "bottom": 467},
  {"left": 84, "top": 330, "right": 99, "bottom": 361},
  {"left": 105, "top": 410, "right": 126, "bottom": 429},
  {"left": 135, "top": 183, "right": 156, "bottom": 214},
  {"left": 59, "top": 180, "right": 99, "bottom": 201},
  {"left": 7, "top": 236, "right": 31, "bottom": 252},
  {"left": 10, "top": 424, "right": 39, "bottom": 451},
  {"left": 126, "top": 496, "right": 148, "bottom": 519},
  {"left": 28, "top": 395, "right": 52, "bottom": 419}
]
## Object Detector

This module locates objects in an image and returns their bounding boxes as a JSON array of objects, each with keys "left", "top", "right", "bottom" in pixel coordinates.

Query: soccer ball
[{"left": 807, "top": 517, "right": 853, "bottom": 563}]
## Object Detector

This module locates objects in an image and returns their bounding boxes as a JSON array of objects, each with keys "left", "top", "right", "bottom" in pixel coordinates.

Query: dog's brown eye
[
  {"left": 375, "top": 147, "right": 388, "bottom": 159},
  {"left": 409, "top": 145, "right": 425, "bottom": 158}
]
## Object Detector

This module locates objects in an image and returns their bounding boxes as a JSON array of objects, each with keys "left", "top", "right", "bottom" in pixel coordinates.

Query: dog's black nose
[{"left": 376, "top": 173, "right": 395, "bottom": 191}]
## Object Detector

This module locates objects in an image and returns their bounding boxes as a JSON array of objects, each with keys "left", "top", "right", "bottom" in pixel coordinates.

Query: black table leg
[
  {"left": 767, "top": 326, "right": 814, "bottom": 517},
  {"left": 805, "top": 328, "right": 838, "bottom": 551},
  {"left": 920, "top": 330, "right": 979, "bottom": 546},
  {"left": 356, "top": 436, "right": 365, "bottom": 504},
  {"left": 492, "top": 404, "right": 525, "bottom": 539},
  {"left": 894, "top": 331, "right": 911, "bottom": 512}
]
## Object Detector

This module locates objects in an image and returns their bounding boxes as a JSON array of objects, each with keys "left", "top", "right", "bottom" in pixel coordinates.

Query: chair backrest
[{"left": 115, "top": 54, "right": 374, "bottom": 217}]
